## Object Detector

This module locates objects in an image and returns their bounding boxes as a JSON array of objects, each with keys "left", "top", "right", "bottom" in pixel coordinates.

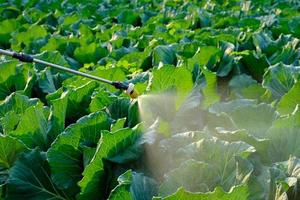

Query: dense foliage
[{"left": 0, "top": 0, "right": 300, "bottom": 199}]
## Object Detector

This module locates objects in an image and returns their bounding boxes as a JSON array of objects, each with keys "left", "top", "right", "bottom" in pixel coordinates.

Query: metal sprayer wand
[{"left": 0, "top": 49, "right": 138, "bottom": 98}]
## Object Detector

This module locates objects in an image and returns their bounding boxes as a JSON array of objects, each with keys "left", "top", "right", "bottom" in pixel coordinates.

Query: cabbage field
[{"left": 1, "top": 0, "right": 300, "bottom": 199}]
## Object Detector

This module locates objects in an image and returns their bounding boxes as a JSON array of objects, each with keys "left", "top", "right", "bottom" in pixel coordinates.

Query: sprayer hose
[{"left": 0, "top": 49, "right": 113, "bottom": 84}]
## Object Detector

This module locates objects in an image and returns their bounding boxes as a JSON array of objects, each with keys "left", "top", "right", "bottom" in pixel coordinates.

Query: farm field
[{"left": 0, "top": 0, "right": 300, "bottom": 199}]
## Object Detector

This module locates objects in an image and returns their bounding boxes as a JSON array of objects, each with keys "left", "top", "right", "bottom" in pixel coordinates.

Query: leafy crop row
[{"left": 0, "top": 0, "right": 300, "bottom": 199}]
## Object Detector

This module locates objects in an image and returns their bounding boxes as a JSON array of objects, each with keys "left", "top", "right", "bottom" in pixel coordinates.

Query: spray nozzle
[
  {"left": 112, "top": 82, "right": 139, "bottom": 99},
  {"left": 126, "top": 83, "right": 139, "bottom": 99}
]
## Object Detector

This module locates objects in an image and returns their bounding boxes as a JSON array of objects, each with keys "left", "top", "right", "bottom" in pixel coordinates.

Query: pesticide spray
[{"left": 136, "top": 87, "right": 206, "bottom": 181}]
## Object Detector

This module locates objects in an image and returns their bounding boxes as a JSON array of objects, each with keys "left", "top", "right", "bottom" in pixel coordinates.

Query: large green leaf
[
  {"left": 108, "top": 170, "right": 157, "bottom": 200},
  {"left": 209, "top": 99, "right": 257, "bottom": 114},
  {"left": 234, "top": 156, "right": 271, "bottom": 200},
  {"left": 127, "top": 100, "right": 140, "bottom": 128},
  {"left": 149, "top": 65, "right": 193, "bottom": 108},
  {"left": 0, "top": 60, "right": 33, "bottom": 100},
  {"left": 201, "top": 69, "right": 220, "bottom": 108},
  {"left": 110, "top": 47, "right": 138, "bottom": 61},
  {"left": 209, "top": 101, "right": 277, "bottom": 138},
  {"left": 137, "top": 92, "right": 176, "bottom": 128},
  {"left": 89, "top": 88, "right": 117, "bottom": 113},
  {"left": 229, "top": 74, "right": 257, "bottom": 92},
  {"left": 111, "top": 118, "right": 127, "bottom": 132},
  {"left": 153, "top": 185, "right": 249, "bottom": 200},
  {"left": 288, "top": 16, "right": 300, "bottom": 37},
  {"left": 240, "top": 50, "right": 269, "bottom": 81},
  {"left": 0, "top": 93, "right": 39, "bottom": 117},
  {"left": 216, "top": 129, "right": 270, "bottom": 162},
  {"left": 118, "top": 50, "right": 151, "bottom": 70},
  {"left": 46, "top": 81, "right": 99, "bottom": 131},
  {"left": 177, "top": 138, "right": 253, "bottom": 191},
  {"left": 37, "top": 68, "right": 57, "bottom": 94},
  {"left": 277, "top": 81, "right": 300, "bottom": 115},
  {"left": 271, "top": 156, "right": 300, "bottom": 199},
  {"left": 9, "top": 104, "right": 48, "bottom": 150},
  {"left": 159, "top": 131, "right": 212, "bottom": 157},
  {"left": 187, "top": 46, "right": 221, "bottom": 71},
  {"left": 0, "top": 111, "right": 20, "bottom": 134},
  {"left": 117, "top": 10, "right": 140, "bottom": 25},
  {"left": 108, "top": 98, "right": 131, "bottom": 120},
  {"left": 6, "top": 149, "right": 71, "bottom": 200},
  {"left": 0, "top": 19, "right": 19, "bottom": 45},
  {"left": 34, "top": 50, "right": 71, "bottom": 95},
  {"left": 65, "top": 81, "right": 98, "bottom": 123},
  {"left": 217, "top": 42, "right": 235, "bottom": 77},
  {"left": 239, "top": 84, "right": 266, "bottom": 100},
  {"left": 74, "top": 43, "right": 108, "bottom": 64},
  {"left": 47, "top": 91, "right": 69, "bottom": 142},
  {"left": 11, "top": 24, "right": 48, "bottom": 52},
  {"left": 269, "top": 40, "right": 300, "bottom": 65},
  {"left": 47, "top": 111, "right": 111, "bottom": 194},
  {"left": 159, "top": 159, "right": 219, "bottom": 196},
  {"left": 152, "top": 45, "right": 177, "bottom": 67},
  {"left": 228, "top": 103, "right": 278, "bottom": 138},
  {"left": 228, "top": 74, "right": 263, "bottom": 99},
  {"left": 141, "top": 129, "right": 210, "bottom": 178},
  {"left": 90, "top": 67, "right": 127, "bottom": 92},
  {"left": 252, "top": 32, "right": 290, "bottom": 56},
  {"left": 170, "top": 87, "right": 204, "bottom": 132},
  {"left": 0, "top": 135, "right": 28, "bottom": 169},
  {"left": 263, "top": 63, "right": 300, "bottom": 99},
  {"left": 78, "top": 125, "right": 142, "bottom": 200},
  {"left": 177, "top": 41, "right": 201, "bottom": 59},
  {"left": 204, "top": 111, "right": 236, "bottom": 132},
  {"left": 266, "top": 107, "right": 300, "bottom": 163}
]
